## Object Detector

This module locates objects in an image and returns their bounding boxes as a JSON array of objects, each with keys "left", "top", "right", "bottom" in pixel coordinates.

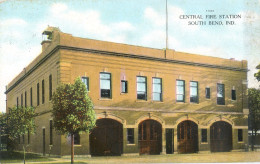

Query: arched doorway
[
  {"left": 210, "top": 121, "right": 232, "bottom": 152},
  {"left": 177, "top": 120, "right": 198, "bottom": 153},
  {"left": 138, "top": 119, "right": 162, "bottom": 155},
  {"left": 90, "top": 118, "right": 123, "bottom": 156}
]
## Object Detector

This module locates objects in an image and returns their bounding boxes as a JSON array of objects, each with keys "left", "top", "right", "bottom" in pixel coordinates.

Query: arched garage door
[
  {"left": 177, "top": 120, "right": 198, "bottom": 153},
  {"left": 138, "top": 119, "right": 162, "bottom": 155},
  {"left": 210, "top": 121, "right": 232, "bottom": 152},
  {"left": 90, "top": 118, "right": 123, "bottom": 156}
]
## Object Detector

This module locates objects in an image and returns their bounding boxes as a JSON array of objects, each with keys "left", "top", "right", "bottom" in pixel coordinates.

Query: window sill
[
  {"left": 120, "top": 93, "right": 128, "bottom": 95},
  {"left": 135, "top": 100, "right": 148, "bottom": 102},
  {"left": 216, "top": 104, "right": 226, "bottom": 106},
  {"left": 238, "top": 141, "right": 244, "bottom": 144},
  {"left": 176, "top": 102, "right": 186, "bottom": 104},
  {"left": 152, "top": 100, "right": 163, "bottom": 103},
  {"left": 201, "top": 142, "right": 208, "bottom": 144},
  {"left": 74, "top": 144, "right": 82, "bottom": 147},
  {"left": 99, "top": 98, "right": 113, "bottom": 101},
  {"left": 190, "top": 103, "right": 199, "bottom": 105},
  {"left": 127, "top": 144, "right": 136, "bottom": 146}
]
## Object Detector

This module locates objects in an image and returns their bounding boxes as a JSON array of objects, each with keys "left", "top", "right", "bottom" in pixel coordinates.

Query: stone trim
[{"left": 5, "top": 44, "right": 247, "bottom": 94}]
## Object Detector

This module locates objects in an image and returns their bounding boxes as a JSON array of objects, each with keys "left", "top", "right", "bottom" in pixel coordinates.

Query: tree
[
  {"left": 7, "top": 106, "right": 35, "bottom": 164},
  {"left": 254, "top": 64, "right": 260, "bottom": 82},
  {"left": 0, "top": 112, "right": 7, "bottom": 150},
  {"left": 51, "top": 77, "right": 96, "bottom": 163},
  {"left": 248, "top": 88, "right": 260, "bottom": 150}
]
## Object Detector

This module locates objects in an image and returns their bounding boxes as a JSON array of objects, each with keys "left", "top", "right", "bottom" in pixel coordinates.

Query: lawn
[{"left": 0, "top": 151, "right": 54, "bottom": 163}]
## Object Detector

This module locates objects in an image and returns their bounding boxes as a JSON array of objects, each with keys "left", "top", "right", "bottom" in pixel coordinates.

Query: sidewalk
[{"left": 18, "top": 151, "right": 260, "bottom": 164}]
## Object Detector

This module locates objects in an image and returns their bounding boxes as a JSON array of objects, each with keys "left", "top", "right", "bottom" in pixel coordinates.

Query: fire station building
[{"left": 5, "top": 27, "right": 249, "bottom": 156}]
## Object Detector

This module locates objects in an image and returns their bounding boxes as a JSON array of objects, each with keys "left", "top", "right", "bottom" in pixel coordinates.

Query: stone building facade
[{"left": 5, "top": 27, "right": 249, "bottom": 156}]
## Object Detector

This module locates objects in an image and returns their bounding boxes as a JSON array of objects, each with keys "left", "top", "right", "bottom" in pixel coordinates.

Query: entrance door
[
  {"left": 138, "top": 120, "right": 162, "bottom": 155},
  {"left": 210, "top": 121, "right": 232, "bottom": 152},
  {"left": 90, "top": 118, "right": 123, "bottom": 156},
  {"left": 166, "top": 128, "right": 174, "bottom": 154},
  {"left": 177, "top": 120, "right": 198, "bottom": 153},
  {"left": 42, "top": 128, "right": 45, "bottom": 156}
]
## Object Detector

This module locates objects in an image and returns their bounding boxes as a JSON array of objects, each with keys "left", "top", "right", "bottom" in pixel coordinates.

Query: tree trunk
[
  {"left": 23, "top": 144, "right": 26, "bottom": 164},
  {"left": 251, "top": 129, "right": 255, "bottom": 151},
  {"left": 71, "top": 134, "right": 74, "bottom": 164}
]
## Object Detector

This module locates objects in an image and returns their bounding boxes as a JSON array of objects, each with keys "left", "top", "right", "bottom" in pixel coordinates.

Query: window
[
  {"left": 201, "top": 129, "right": 207, "bottom": 142},
  {"left": 25, "top": 91, "right": 27, "bottom": 107},
  {"left": 137, "top": 76, "right": 147, "bottom": 100},
  {"left": 42, "top": 80, "right": 45, "bottom": 104},
  {"left": 238, "top": 129, "right": 243, "bottom": 142},
  {"left": 30, "top": 87, "right": 33, "bottom": 107},
  {"left": 74, "top": 133, "right": 80, "bottom": 145},
  {"left": 49, "top": 75, "right": 52, "bottom": 100},
  {"left": 17, "top": 97, "right": 19, "bottom": 108},
  {"left": 152, "top": 78, "right": 162, "bottom": 101},
  {"left": 205, "top": 88, "right": 210, "bottom": 99},
  {"left": 100, "top": 73, "right": 111, "bottom": 98},
  {"left": 82, "top": 77, "right": 89, "bottom": 91},
  {"left": 190, "top": 81, "right": 198, "bottom": 103},
  {"left": 37, "top": 83, "right": 39, "bottom": 106},
  {"left": 21, "top": 94, "right": 23, "bottom": 107},
  {"left": 22, "top": 134, "right": 25, "bottom": 144},
  {"left": 50, "top": 120, "right": 53, "bottom": 145},
  {"left": 121, "top": 80, "right": 128, "bottom": 93},
  {"left": 176, "top": 80, "right": 185, "bottom": 102},
  {"left": 127, "top": 128, "right": 134, "bottom": 144},
  {"left": 232, "top": 89, "right": 236, "bottom": 100},
  {"left": 18, "top": 136, "right": 20, "bottom": 144},
  {"left": 217, "top": 83, "right": 225, "bottom": 105},
  {"left": 28, "top": 130, "right": 30, "bottom": 144}
]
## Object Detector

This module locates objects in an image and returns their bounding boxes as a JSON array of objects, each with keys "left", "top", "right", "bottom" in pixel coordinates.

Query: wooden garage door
[
  {"left": 138, "top": 119, "right": 162, "bottom": 155},
  {"left": 90, "top": 118, "right": 123, "bottom": 156},
  {"left": 210, "top": 121, "right": 232, "bottom": 152},
  {"left": 177, "top": 120, "right": 198, "bottom": 153}
]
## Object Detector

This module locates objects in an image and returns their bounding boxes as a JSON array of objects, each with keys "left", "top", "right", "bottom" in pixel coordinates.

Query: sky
[{"left": 0, "top": 0, "right": 260, "bottom": 113}]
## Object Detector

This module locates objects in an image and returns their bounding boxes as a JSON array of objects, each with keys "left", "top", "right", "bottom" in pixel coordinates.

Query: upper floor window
[
  {"left": 49, "top": 75, "right": 52, "bottom": 100},
  {"left": 17, "top": 97, "right": 19, "bottom": 108},
  {"left": 205, "top": 87, "right": 210, "bottom": 99},
  {"left": 190, "top": 81, "right": 198, "bottom": 103},
  {"left": 121, "top": 80, "right": 128, "bottom": 93},
  {"left": 25, "top": 91, "right": 27, "bottom": 107},
  {"left": 217, "top": 83, "right": 225, "bottom": 105},
  {"left": 30, "top": 87, "right": 33, "bottom": 107},
  {"left": 21, "top": 94, "right": 23, "bottom": 107},
  {"left": 100, "top": 73, "right": 111, "bottom": 98},
  {"left": 232, "top": 89, "right": 236, "bottom": 101},
  {"left": 176, "top": 80, "right": 185, "bottom": 102},
  {"left": 82, "top": 77, "right": 89, "bottom": 91},
  {"left": 152, "top": 78, "right": 162, "bottom": 101},
  {"left": 137, "top": 76, "right": 147, "bottom": 100},
  {"left": 42, "top": 80, "right": 45, "bottom": 104},
  {"left": 37, "top": 83, "right": 40, "bottom": 106}
]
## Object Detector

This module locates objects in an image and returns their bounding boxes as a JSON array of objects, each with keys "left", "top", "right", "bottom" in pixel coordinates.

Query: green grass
[{"left": 0, "top": 150, "right": 54, "bottom": 163}]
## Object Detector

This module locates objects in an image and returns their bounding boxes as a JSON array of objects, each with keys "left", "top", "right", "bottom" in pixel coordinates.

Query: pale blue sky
[{"left": 0, "top": 0, "right": 259, "bottom": 113}]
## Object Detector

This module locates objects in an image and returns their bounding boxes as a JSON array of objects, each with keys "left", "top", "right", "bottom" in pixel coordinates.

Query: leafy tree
[
  {"left": 254, "top": 64, "right": 260, "bottom": 82},
  {"left": 248, "top": 88, "right": 260, "bottom": 150},
  {"left": 51, "top": 77, "right": 96, "bottom": 163},
  {"left": 7, "top": 106, "right": 35, "bottom": 164},
  {"left": 0, "top": 112, "right": 7, "bottom": 150}
]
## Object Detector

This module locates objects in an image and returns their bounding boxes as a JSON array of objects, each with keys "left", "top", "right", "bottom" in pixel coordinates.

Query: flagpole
[{"left": 166, "top": 0, "right": 168, "bottom": 50}]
